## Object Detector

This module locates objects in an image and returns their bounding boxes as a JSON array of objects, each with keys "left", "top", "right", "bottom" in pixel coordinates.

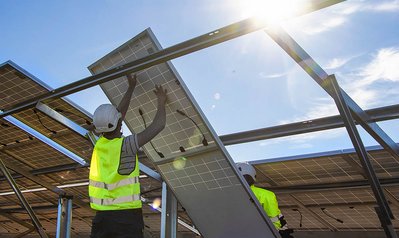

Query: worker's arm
[
  {"left": 136, "top": 85, "right": 167, "bottom": 147},
  {"left": 118, "top": 84, "right": 166, "bottom": 175},
  {"left": 117, "top": 74, "right": 137, "bottom": 120},
  {"left": 267, "top": 193, "right": 294, "bottom": 238}
]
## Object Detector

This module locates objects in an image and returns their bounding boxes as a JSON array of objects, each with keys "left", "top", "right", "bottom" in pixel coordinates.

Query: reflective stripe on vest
[
  {"left": 90, "top": 194, "right": 141, "bottom": 206},
  {"left": 270, "top": 216, "right": 280, "bottom": 223},
  {"left": 89, "top": 136, "right": 141, "bottom": 211},
  {"left": 89, "top": 177, "right": 139, "bottom": 190}
]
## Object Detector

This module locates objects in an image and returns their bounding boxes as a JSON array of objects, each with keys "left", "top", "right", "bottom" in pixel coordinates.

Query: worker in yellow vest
[
  {"left": 89, "top": 74, "right": 167, "bottom": 238},
  {"left": 236, "top": 163, "right": 294, "bottom": 238}
]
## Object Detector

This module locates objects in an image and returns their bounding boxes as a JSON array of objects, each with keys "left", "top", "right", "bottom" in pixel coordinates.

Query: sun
[{"left": 239, "top": 0, "right": 305, "bottom": 24}]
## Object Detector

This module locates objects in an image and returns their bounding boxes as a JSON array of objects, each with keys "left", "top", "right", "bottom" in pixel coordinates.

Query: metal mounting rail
[{"left": 0, "top": 0, "right": 344, "bottom": 118}]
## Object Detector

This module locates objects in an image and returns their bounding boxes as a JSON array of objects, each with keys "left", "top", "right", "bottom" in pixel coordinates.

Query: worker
[
  {"left": 236, "top": 162, "right": 294, "bottom": 238},
  {"left": 89, "top": 74, "right": 167, "bottom": 238}
]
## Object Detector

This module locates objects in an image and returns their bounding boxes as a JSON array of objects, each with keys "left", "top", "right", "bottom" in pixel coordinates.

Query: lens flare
[
  {"left": 239, "top": 0, "right": 304, "bottom": 24},
  {"left": 151, "top": 198, "right": 162, "bottom": 209},
  {"left": 173, "top": 157, "right": 187, "bottom": 170}
]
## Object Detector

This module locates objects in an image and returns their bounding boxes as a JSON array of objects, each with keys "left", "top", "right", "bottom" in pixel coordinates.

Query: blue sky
[{"left": 1, "top": 0, "right": 399, "bottom": 162}]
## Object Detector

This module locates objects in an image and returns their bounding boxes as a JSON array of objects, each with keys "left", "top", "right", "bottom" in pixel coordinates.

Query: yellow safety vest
[
  {"left": 251, "top": 185, "right": 283, "bottom": 229},
  {"left": 89, "top": 136, "right": 141, "bottom": 211}
]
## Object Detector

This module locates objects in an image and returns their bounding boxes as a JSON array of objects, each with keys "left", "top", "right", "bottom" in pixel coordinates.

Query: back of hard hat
[
  {"left": 236, "top": 162, "right": 256, "bottom": 182},
  {"left": 93, "top": 104, "right": 121, "bottom": 133}
]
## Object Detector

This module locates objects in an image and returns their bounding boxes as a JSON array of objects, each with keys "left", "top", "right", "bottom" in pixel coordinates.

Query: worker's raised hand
[
  {"left": 126, "top": 74, "right": 137, "bottom": 88},
  {"left": 153, "top": 85, "right": 167, "bottom": 105}
]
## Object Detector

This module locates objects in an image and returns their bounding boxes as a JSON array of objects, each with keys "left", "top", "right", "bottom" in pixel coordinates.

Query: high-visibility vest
[
  {"left": 89, "top": 136, "right": 141, "bottom": 211},
  {"left": 251, "top": 185, "right": 284, "bottom": 230}
]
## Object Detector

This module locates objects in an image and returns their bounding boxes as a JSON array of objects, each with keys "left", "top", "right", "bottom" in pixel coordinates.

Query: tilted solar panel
[{"left": 88, "top": 28, "right": 279, "bottom": 238}]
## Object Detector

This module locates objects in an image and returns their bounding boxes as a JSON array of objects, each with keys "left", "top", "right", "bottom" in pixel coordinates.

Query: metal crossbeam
[
  {"left": 0, "top": 150, "right": 91, "bottom": 211},
  {"left": 264, "top": 27, "right": 399, "bottom": 160},
  {"left": 0, "top": 0, "right": 344, "bottom": 119},
  {"left": 2, "top": 114, "right": 88, "bottom": 166},
  {"left": 220, "top": 103, "right": 399, "bottom": 146}
]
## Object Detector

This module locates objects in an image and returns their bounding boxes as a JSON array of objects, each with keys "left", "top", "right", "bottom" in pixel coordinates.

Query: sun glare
[{"left": 239, "top": 0, "right": 305, "bottom": 24}]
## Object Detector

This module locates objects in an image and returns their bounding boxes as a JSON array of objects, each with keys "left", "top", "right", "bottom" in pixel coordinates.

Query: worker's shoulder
[{"left": 252, "top": 185, "right": 276, "bottom": 197}]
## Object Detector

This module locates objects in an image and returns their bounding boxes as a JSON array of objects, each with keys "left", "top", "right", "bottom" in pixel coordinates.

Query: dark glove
[{"left": 279, "top": 229, "right": 294, "bottom": 238}]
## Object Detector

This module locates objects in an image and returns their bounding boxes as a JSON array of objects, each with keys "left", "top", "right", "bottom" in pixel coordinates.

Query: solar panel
[
  {"left": 254, "top": 156, "right": 364, "bottom": 187},
  {"left": 293, "top": 188, "right": 376, "bottom": 206},
  {"left": 0, "top": 62, "right": 48, "bottom": 110},
  {"left": 88, "top": 28, "right": 279, "bottom": 238},
  {"left": 252, "top": 147, "right": 399, "bottom": 231}
]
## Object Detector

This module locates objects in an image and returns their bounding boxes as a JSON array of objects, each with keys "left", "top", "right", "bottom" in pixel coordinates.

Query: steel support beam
[
  {"left": 0, "top": 158, "right": 49, "bottom": 238},
  {"left": 0, "top": 1, "right": 344, "bottom": 119},
  {"left": 327, "top": 75, "right": 396, "bottom": 238},
  {"left": 2, "top": 114, "right": 88, "bottom": 166},
  {"left": 1, "top": 151, "right": 65, "bottom": 195},
  {"left": 220, "top": 103, "right": 399, "bottom": 146},
  {"left": 56, "top": 195, "right": 73, "bottom": 238},
  {"left": 161, "top": 182, "right": 178, "bottom": 238},
  {"left": 36, "top": 102, "right": 89, "bottom": 137},
  {"left": 264, "top": 27, "right": 399, "bottom": 160},
  {"left": 0, "top": 150, "right": 91, "bottom": 212}
]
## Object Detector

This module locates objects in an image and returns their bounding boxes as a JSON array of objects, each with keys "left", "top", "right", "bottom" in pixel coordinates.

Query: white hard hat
[
  {"left": 236, "top": 162, "right": 256, "bottom": 181},
  {"left": 93, "top": 104, "right": 122, "bottom": 133}
]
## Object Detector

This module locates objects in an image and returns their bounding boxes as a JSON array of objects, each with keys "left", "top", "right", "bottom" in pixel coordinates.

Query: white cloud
[
  {"left": 358, "top": 47, "right": 399, "bottom": 86},
  {"left": 347, "top": 87, "right": 379, "bottom": 108},
  {"left": 302, "top": 17, "right": 346, "bottom": 35},
  {"left": 335, "top": 4, "right": 362, "bottom": 15},
  {"left": 214, "top": 93, "right": 221, "bottom": 100},
  {"left": 325, "top": 57, "right": 351, "bottom": 70},
  {"left": 296, "top": 1, "right": 399, "bottom": 35},
  {"left": 332, "top": 0, "right": 399, "bottom": 14},
  {"left": 259, "top": 72, "right": 287, "bottom": 78},
  {"left": 211, "top": 105, "right": 216, "bottom": 110},
  {"left": 365, "top": 0, "right": 399, "bottom": 12}
]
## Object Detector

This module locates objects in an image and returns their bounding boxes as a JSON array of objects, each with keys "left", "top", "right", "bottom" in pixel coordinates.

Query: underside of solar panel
[{"left": 88, "top": 28, "right": 279, "bottom": 238}]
